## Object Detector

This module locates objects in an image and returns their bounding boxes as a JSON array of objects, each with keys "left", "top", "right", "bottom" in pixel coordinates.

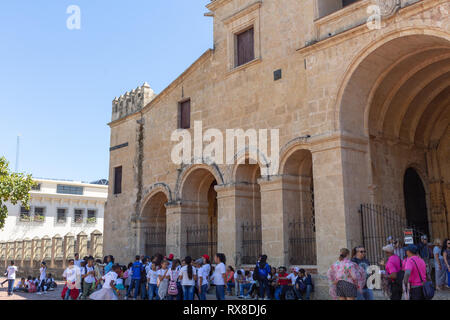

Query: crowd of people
[
  {"left": 326, "top": 236, "right": 450, "bottom": 300},
  {"left": 2, "top": 235, "right": 448, "bottom": 301}
]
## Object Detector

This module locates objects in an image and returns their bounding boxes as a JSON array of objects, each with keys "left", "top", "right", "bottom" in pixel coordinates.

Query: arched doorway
[
  {"left": 282, "top": 149, "right": 316, "bottom": 265},
  {"left": 181, "top": 167, "right": 218, "bottom": 259},
  {"left": 234, "top": 159, "right": 262, "bottom": 264},
  {"left": 141, "top": 191, "right": 168, "bottom": 256},
  {"left": 338, "top": 33, "right": 450, "bottom": 240},
  {"left": 404, "top": 168, "right": 429, "bottom": 236}
]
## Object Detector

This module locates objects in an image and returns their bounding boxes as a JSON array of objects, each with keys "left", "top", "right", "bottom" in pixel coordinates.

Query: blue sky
[{"left": 0, "top": 0, "right": 213, "bottom": 182}]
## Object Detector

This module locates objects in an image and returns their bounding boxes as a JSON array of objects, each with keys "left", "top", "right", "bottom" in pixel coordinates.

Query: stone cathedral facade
[{"left": 105, "top": 0, "right": 449, "bottom": 297}]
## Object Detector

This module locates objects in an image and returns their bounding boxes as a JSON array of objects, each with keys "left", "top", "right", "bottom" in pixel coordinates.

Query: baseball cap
[
  {"left": 202, "top": 254, "right": 210, "bottom": 260},
  {"left": 168, "top": 254, "right": 174, "bottom": 260},
  {"left": 405, "top": 244, "right": 418, "bottom": 254},
  {"left": 382, "top": 244, "right": 394, "bottom": 253}
]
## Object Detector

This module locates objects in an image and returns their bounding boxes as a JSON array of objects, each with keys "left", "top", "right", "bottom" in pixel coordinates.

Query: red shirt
[{"left": 277, "top": 272, "right": 290, "bottom": 286}]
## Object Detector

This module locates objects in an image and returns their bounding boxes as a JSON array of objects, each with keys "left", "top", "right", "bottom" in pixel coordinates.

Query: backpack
[
  {"left": 394, "top": 257, "right": 404, "bottom": 286},
  {"left": 253, "top": 267, "right": 259, "bottom": 281},
  {"left": 168, "top": 270, "right": 179, "bottom": 296}
]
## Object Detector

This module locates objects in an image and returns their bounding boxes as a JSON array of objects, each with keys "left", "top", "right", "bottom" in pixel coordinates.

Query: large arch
[
  {"left": 338, "top": 30, "right": 450, "bottom": 239},
  {"left": 179, "top": 165, "right": 218, "bottom": 259},
  {"left": 280, "top": 148, "right": 317, "bottom": 265},
  {"left": 140, "top": 191, "right": 168, "bottom": 256},
  {"left": 233, "top": 157, "right": 263, "bottom": 264}
]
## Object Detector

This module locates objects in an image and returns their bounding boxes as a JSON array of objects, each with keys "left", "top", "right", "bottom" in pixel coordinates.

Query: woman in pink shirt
[{"left": 403, "top": 244, "right": 427, "bottom": 300}]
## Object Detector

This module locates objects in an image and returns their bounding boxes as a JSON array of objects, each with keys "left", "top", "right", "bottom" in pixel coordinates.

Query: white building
[{"left": 0, "top": 178, "right": 107, "bottom": 241}]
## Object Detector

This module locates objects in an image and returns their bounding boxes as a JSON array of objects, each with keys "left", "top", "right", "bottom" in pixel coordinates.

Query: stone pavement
[{"left": 1, "top": 277, "right": 449, "bottom": 300}]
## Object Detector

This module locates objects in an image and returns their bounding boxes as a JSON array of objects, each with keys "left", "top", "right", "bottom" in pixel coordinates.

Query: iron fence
[
  {"left": 360, "top": 203, "right": 425, "bottom": 264},
  {"left": 288, "top": 217, "right": 316, "bottom": 265},
  {"left": 185, "top": 224, "right": 217, "bottom": 259},
  {"left": 144, "top": 226, "right": 166, "bottom": 256},
  {"left": 241, "top": 222, "right": 262, "bottom": 265}
]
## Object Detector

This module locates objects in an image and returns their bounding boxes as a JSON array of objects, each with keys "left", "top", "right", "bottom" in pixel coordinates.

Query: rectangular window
[
  {"left": 34, "top": 207, "right": 45, "bottom": 222},
  {"left": 74, "top": 209, "right": 83, "bottom": 224},
  {"left": 114, "top": 166, "right": 122, "bottom": 195},
  {"left": 56, "top": 184, "right": 83, "bottom": 195},
  {"left": 87, "top": 209, "right": 97, "bottom": 223},
  {"left": 179, "top": 99, "right": 191, "bottom": 129},
  {"left": 57, "top": 208, "right": 67, "bottom": 223},
  {"left": 31, "top": 183, "right": 41, "bottom": 191},
  {"left": 20, "top": 206, "right": 31, "bottom": 221},
  {"left": 342, "top": 0, "right": 360, "bottom": 7},
  {"left": 236, "top": 27, "right": 254, "bottom": 67}
]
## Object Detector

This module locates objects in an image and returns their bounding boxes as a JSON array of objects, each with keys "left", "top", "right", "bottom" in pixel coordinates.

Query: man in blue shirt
[{"left": 126, "top": 255, "right": 143, "bottom": 300}]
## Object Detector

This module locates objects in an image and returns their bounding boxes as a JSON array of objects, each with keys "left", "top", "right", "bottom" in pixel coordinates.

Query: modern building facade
[
  {"left": 105, "top": 0, "right": 449, "bottom": 297},
  {"left": 0, "top": 178, "right": 107, "bottom": 241}
]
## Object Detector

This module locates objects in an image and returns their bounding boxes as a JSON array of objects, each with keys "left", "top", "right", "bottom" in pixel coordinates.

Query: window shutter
[
  {"left": 180, "top": 100, "right": 191, "bottom": 129},
  {"left": 237, "top": 27, "right": 254, "bottom": 66}
]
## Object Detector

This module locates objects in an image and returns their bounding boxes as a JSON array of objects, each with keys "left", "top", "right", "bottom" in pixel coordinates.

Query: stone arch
[
  {"left": 279, "top": 147, "right": 316, "bottom": 265},
  {"left": 178, "top": 164, "right": 219, "bottom": 258},
  {"left": 140, "top": 190, "right": 169, "bottom": 256},
  {"left": 176, "top": 163, "right": 224, "bottom": 201},
  {"left": 140, "top": 183, "right": 172, "bottom": 216},
  {"left": 336, "top": 28, "right": 450, "bottom": 239},
  {"left": 335, "top": 27, "right": 450, "bottom": 136}
]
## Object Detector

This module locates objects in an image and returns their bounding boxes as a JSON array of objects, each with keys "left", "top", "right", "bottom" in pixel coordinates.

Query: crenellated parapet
[{"left": 111, "top": 82, "right": 156, "bottom": 122}]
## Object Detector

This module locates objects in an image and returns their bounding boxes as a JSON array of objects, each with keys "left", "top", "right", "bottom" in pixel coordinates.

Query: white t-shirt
[
  {"left": 82, "top": 265, "right": 95, "bottom": 283},
  {"left": 198, "top": 264, "right": 210, "bottom": 286},
  {"left": 102, "top": 271, "right": 118, "bottom": 289},
  {"left": 63, "top": 267, "right": 78, "bottom": 283},
  {"left": 74, "top": 259, "right": 83, "bottom": 268},
  {"left": 39, "top": 267, "right": 47, "bottom": 281},
  {"left": 147, "top": 269, "right": 159, "bottom": 285},
  {"left": 180, "top": 265, "right": 197, "bottom": 286},
  {"left": 213, "top": 263, "right": 226, "bottom": 285},
  {"left": 7, "top": 266, "right": 18, "bottom": 280},
  {"left": 157, "top": 268, "right": 170, "bottom": 282},
  {"left": 287, "top": 273, "right": 297, "bottom": 285}
]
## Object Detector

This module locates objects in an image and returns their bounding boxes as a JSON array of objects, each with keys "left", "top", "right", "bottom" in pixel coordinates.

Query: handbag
[
  {"left": 411, "top": 258, "right": 434, "bottom": 300},
  {"left": 168, "top": 270, "right": 179, "bottom": 296}
]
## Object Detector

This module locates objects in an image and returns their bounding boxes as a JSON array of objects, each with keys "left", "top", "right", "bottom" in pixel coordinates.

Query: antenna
[{"left": 15, "top": 134, "right": 20, "bottom": 172}]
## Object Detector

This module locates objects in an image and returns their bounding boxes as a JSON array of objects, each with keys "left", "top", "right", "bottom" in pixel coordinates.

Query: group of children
[
  {"left": 91, "top": 253, "right": 314, "bottom": 301},
  {"left": 1, "top": 260, "right": 56, "bottom": 295}
]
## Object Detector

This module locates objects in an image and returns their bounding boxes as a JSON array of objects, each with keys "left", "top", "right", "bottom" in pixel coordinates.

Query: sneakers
[{"left": 36, "top": 292, "right": 42, "bottom": 295}]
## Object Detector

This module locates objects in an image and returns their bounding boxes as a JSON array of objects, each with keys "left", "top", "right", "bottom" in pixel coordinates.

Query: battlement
[{"left": 111, "top": 82, "right": 156, "bottom": 122}]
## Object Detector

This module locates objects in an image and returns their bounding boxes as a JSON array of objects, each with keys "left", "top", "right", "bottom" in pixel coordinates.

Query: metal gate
[
  {"left": 241, "top": 222, "right": 262, "bottom": 265},
  {"left": 288, "top": 217, "right": 317, "bottom": 265},
  {"left": 185, "top": 224, "right": 217, "bottom": 259},
  {"left": 360, "top": 204, "right": 425, "bottom": 264},
  {"left": 144, "top": 226, "right": 166, "bottom": 256}
]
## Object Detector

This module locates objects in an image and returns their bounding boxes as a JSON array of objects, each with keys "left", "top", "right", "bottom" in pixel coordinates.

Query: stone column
[
  {"left": 51, "top": 235, "right": 63, "bottom": 268},
  {"left": 15, "top": 240, "right": 24, "bottom": 268},
  {"left": 63, "top": 233, "right": 75, "bottom": 268},
  {"left": 310, "top": 135, "right": 369, "bottom": 299},
  {"left": 76, "top": 232, "right": 88, "bottom": 258},
  {"left": 42, "top": 236, "right": 51, "bottom": 264},
  {"left": 90, "top": 230, "right": 103, "bottom": 259},
  {"left": 31, "top": 238, "right": 41, "bottom": 269},
  {"left": 259, "top": 176, "right": 289, "bottom": 268},
  {"left": 165, "top": 202, "right": 184, "bottom": 258},
  {"left": 0, "top": 241, "right": 6, "bottom": 269}
]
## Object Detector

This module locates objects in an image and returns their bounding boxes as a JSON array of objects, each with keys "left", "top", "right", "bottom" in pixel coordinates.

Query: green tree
[{"left": 0, "top": 157, "right": 35, "bottom": 229}]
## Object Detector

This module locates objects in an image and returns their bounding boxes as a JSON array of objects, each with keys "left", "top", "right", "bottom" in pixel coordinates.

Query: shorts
[{"left": 336, "top": 280, "right": 357, "bottom": 298}]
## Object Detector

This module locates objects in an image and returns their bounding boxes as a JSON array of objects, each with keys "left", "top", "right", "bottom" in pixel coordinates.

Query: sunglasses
[{"left": 358, "top": 250, "right": 366, "bottom": 253}]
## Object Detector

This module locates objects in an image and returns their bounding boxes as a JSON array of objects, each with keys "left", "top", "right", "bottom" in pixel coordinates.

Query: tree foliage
[{"left": 0, "top": 157, "right": 36, "bottom": 229}]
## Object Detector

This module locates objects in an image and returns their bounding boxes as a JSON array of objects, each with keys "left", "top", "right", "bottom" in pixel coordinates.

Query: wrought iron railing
[
  {"left": 185, "top": 224, "right": 217, "bottom": 259},
  {"left": 144, "top": 226, "right": 166, "bottom": 256}
]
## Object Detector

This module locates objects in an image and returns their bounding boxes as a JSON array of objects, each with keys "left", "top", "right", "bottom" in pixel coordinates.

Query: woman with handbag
[{"left": 403, "top": 244, "right": 430, "bottom": 300}]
